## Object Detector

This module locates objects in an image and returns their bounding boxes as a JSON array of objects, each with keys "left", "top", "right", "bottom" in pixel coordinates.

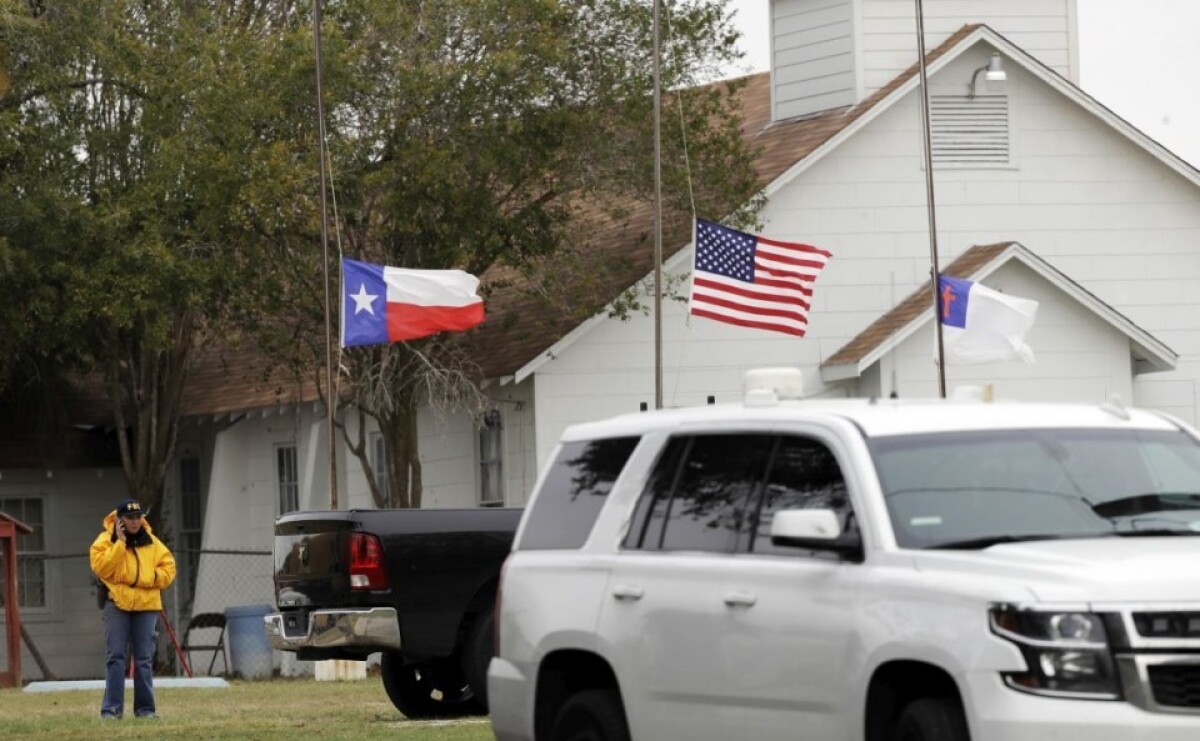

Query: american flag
[{"left": 688, "top": 218, "right": 831, "bottom": 337}]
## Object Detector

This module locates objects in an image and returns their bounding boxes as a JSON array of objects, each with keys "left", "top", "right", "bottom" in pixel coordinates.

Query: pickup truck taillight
[{"left": 348, "top": 532, "right": 387, "bottom": 590}]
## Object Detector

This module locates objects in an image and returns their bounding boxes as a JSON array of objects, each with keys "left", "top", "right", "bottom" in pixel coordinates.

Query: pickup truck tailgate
[{"left": 274, "top": 513, "right": 355, "bottom": 609}]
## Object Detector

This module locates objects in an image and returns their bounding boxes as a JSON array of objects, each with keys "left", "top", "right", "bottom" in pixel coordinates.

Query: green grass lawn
[{"left": 0, "top": 677, "right": 495, "bottom": 740}]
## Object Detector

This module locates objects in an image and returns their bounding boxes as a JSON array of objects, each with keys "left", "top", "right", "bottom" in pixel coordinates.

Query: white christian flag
[
  {"left": 341, "top": 258, "right": 484, "bottom": 347},
  {"left": 938, "top": 275, "right": 1038, "bottom": 365}
]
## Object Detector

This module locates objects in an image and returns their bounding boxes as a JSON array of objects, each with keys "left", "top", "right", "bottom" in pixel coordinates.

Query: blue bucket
[{"left": 224, "top": 604, "right": 274, "bottom": 680}]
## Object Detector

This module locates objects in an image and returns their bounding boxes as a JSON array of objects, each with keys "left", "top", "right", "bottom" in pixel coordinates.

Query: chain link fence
[{"left": 1, "top": 548, "right": 273, "bottom": 679}]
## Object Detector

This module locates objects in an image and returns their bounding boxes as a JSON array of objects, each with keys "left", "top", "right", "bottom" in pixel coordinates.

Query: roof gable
[
  {"left": 766, "top": 24, "right": 1200, "bottom": 198},
  {"left": 819, "top": 242, "right": 1177, "bottom": 382}
]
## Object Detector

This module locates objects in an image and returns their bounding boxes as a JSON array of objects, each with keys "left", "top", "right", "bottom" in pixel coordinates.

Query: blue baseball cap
[{"left": 115, "top": 499, "right": 145, "bottom": 518}]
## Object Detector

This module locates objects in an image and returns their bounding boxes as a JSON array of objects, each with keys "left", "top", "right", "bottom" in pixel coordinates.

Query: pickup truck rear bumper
[{"left": 263, "top": 607, "right": 402, "bottom": 652}]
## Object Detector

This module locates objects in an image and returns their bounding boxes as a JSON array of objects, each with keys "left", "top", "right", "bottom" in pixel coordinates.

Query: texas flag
[
  {"left": 341, "top": 258, "right": 484, "bottom": 348},
  {"left": 938, "top": 275, "right": 1038, "bottom": 365}
]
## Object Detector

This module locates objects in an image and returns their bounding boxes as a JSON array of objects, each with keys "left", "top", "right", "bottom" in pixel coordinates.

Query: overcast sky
[{"left": 724, "top": 0, "right": 1200, "bottom": 166}]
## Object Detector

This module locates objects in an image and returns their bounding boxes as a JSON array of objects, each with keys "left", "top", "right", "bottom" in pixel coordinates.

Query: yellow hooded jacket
[{"left": 90, "top": 511, "right": 176, "bottom": 612}]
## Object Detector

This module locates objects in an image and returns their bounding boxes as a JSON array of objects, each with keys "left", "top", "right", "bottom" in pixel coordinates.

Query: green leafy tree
[
  {"left": 0, "top": 0, "right": 318, "bottom": 513},
  {"left": 264, "top": 0, "right": 764, "bottom": 509}
]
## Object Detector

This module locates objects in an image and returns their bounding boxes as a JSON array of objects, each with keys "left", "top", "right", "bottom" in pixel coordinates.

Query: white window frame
[
  {"left": 276, "top": 445, "right": 299, "bottom": 515},
  {"left": 478, "top": 410, "right": 505, "bottom": 507},
  {"left": 0, "top": 495, "right": 48, "bottom": 611},
  {"left": 369, "top": 431, "right": 392, "bottom": 505}
]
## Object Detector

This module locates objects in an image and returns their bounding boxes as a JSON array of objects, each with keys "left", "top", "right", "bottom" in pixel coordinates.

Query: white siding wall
[
  {"left": 192, "top": 414, "right": 283, "bottom": 617},
  {"left": 414, "top": 406, "right": 477, "bottom": 509},
  {"left": 772, "top": 0, "right": 858, "bottom": 120},
  {"left": 527, "top": 44, "right": 1200, "bottom": 472},
  {"left": 0, "top": 467, "right": 129, "bottom": 679},
  {"left": 855, "top": 0, "right": 1076, "bottom": 94}
]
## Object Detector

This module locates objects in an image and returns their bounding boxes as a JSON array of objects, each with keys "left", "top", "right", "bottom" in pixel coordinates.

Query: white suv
[{"left": 489, "top": 377, "right": 1200, "bottom": 741}]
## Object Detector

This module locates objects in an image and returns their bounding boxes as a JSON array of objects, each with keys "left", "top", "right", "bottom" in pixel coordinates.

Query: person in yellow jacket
[{"left": 89, "top": 499, "right": 176, "bottom": 720}]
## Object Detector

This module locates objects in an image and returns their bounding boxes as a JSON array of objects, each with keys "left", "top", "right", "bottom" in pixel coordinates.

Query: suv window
[
  {"left": 519, "top": 436, "right": 641, "bottom": 550},
  {"left": 632, "top": 434, "right": 772, "bottom": 553},
  {"left": 750, "top": 435, "right": 853, "bottom": 557},
  {"left": 624, "top": 436, "right": 688, "bottom": 549}
]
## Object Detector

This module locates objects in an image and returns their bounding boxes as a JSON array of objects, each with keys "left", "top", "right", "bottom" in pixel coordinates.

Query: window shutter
[{"left": 930, "top": 94, "right": 1010, "bottom": 166}]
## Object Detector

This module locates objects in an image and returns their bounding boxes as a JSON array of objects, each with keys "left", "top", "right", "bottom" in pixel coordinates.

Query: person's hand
[{"left": 115, "top": 520, "right": 127, "bottom": 544}]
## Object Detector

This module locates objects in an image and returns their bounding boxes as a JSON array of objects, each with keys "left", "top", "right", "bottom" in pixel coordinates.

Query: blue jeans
[{"left": 102, "top": 601, "right": 158, "bottom": 718}]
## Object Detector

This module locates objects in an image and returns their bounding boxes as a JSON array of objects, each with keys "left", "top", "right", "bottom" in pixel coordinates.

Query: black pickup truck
[{"left": 265, "top": 507, "right": 521, "bottom": 718}]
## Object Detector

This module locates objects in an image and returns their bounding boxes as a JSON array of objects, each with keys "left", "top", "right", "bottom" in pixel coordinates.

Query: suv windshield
[{"left": 870, "top": 428, "right": 1200, "bottom": 549}]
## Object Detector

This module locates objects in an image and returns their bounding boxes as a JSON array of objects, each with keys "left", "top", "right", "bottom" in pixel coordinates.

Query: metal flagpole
[
  {"left": 313, "top": 0, "right": 339, "bottom": 507},
  {"left": 652, "top": 0, "right": 664, "bottom": 410},
  {"left": 914, "top": 0, "right": 948, "bottom": 398}
]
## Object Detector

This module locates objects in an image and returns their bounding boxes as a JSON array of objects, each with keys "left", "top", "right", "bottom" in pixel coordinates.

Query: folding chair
[{"left": 182, "top": 612, "right": 228, "bottom": 675}]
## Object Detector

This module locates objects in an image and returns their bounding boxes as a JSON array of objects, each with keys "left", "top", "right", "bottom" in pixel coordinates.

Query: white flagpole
[
  {"left": 313, "top": 0, "right": 339, "bottom": 506},
  {"left": 652, "top": 0, "right": 664, "bottom": 410},
  {"left": 914, "top": 0, "right": 948, "bottom": 398}
]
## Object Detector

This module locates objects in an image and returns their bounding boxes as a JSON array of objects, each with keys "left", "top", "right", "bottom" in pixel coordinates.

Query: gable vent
[{"left": 930, "top": 94, "right": 1010, "bottom": 166}]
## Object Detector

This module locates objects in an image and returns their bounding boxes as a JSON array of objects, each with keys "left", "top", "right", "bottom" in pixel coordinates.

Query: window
[
  {"left": 931, "top": 94, "right": 1010, "bottom": 167},
  {"left": 518, "top": 436, "right": 641, "bottom": 550},
  {"left": 479, "top": 410, "right": 504, "bottom": 506},
  {"left": 276, "top": 445, "right": 299, "bottom": 515},
  {"left": 750, "top": 436, "right": 853, "bottom": 557},
  {"left": 0, "top": 497, "right": 46, "bottom": 608},
  {"left": 624, "top": 437, "right": 688, "bottom": 549},
  {"left": 634, "top": 434, "right": 771, "bottom": 553},
  {"left": 369, "top": 432, "right": 391, "bottom": 505},
  {"left": 179, "top": 456, "right": 203, "bottom": 607}
]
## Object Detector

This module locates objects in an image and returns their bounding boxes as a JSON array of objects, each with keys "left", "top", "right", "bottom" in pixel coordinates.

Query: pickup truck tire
[
  {"left": 460, "top": 611, "right": 494, "bottom": 711},
  {"left": 549, "top": 689, "right": 630, "bottom": 741},
  {"left": 380, "top": 651, "right": 485, "bottom": 719},
  {"left": 894, "top": 697, "right": 970, "bottom": 741}
]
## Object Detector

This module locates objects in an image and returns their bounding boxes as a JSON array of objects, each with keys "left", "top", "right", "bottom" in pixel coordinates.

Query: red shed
[{"left": 0, "top": 511, "right": 33, "bottom": 688}]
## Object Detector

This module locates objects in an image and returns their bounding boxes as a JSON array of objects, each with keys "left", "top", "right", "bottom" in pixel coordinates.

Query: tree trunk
[
  {"left": 382, "top": 392, "right": 419, "bottom": 509},
  {"left": 106, "top": 312, "right": 195, "bottom": 520}
]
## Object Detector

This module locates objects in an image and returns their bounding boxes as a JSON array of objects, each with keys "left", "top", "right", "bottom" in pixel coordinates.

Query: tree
[
  {"left": 0, "top": 0, "right": 319, "bottom": 514},
  {"left": 263, "top": 0, "right": 765, "bottom": 509}
]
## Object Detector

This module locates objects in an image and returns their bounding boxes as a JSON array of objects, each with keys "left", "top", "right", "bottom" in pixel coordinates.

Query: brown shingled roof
[
  {"left": 821, "top": 242, "right": 1014, "bottom": 369},
  {"left": 178, "top": 345, "right": 319, "bottom": 417}
]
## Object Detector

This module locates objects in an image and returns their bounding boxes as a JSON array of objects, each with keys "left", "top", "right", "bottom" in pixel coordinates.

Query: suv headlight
[{"left": 989, "top": 606, "right": 1120, "bottom": 699}]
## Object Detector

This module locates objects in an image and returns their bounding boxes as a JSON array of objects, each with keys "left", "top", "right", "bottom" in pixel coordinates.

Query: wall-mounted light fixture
[{"left": 968, "top": 53, "right": 1007, "bottom": 98}]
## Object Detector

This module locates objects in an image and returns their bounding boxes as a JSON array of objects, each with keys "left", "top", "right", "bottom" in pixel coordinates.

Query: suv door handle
[
  {"left": 612, "top": 584, "right": 645, "bottom": 601},
  {"left": 723, "top": 591, "right": 757, "bottom": 607}
]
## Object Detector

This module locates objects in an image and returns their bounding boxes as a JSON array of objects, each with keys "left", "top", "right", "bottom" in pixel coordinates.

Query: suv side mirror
[{"left": 770, "top": 509, "right": 863, "bottom": 559}]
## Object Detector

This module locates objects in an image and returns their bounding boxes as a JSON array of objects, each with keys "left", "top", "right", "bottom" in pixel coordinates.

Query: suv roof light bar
[{"left": 743, "top": 367, "right": 806, "bottom": 406}]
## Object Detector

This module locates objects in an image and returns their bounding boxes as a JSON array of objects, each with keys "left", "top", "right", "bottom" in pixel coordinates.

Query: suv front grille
[
  {"left": 1148, "top": 664, "right": 1200, "bottom": 708},
  {"left": 1133, "top": 612, "right": 1200, "bottom": 639}
]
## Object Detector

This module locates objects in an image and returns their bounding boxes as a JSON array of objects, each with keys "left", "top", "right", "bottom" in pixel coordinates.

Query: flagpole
[
  {"left": 914, "top": 0, "right": 948, "bottom": 398},
  {"left": 652, "top": 0, "right": 664, "bottom": 410},
  {"left": 313, "top": 0, "right": 339, "bottom": 507}
]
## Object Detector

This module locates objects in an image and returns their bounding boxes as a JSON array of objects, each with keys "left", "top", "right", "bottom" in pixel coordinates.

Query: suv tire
[
  {"left": 894, "top": 697, "right": 970, "bottom": 741},
  {"left": 380, "top": 651, "right": 484, "bottom": 719},
  {"left": 549, "top": 688, "right": 630, "bottom": 741}
]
